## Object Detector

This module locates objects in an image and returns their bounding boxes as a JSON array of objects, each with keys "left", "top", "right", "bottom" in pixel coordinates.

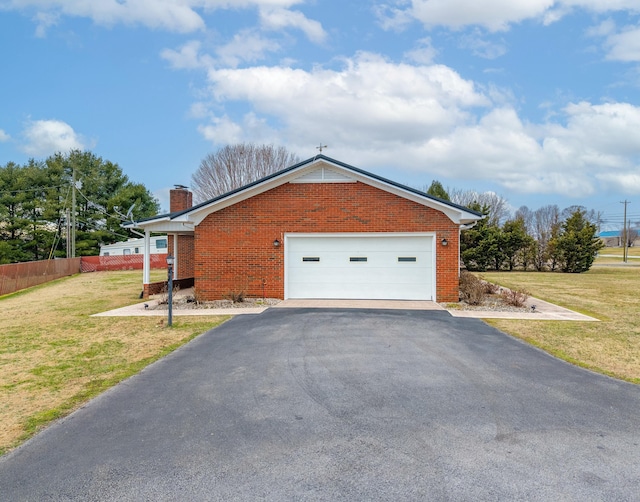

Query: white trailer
[{"left": 99, "top": 236, "right": 168, "bottom": 256}]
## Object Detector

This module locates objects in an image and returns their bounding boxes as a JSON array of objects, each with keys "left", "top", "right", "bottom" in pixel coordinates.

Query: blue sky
[{"left": 1, "top": 1, "right": 640, "bottom": 229}]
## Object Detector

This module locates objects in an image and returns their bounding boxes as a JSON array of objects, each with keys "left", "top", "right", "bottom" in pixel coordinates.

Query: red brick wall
[
  {"left": 178, "top": 234, "right": 194, "bottom": 278},
  {"left": 166, "top": 234, "right": 195, "bottom": 279},
  {"left": 194, "top": 182, "right": 460, "bottom": 302}
]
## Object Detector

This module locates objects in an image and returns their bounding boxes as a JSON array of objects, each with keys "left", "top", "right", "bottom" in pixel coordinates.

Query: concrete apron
[
  {"left": 274, "top": 299, "right": 445, "bottom": 310},
  {"left": 92, "top": 294, "right": 598, "bottom": 321}
]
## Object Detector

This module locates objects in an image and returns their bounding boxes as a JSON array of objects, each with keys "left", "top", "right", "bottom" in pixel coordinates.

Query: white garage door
[{"left": 285, "top": 234, "right": 434, "bottom": 300}]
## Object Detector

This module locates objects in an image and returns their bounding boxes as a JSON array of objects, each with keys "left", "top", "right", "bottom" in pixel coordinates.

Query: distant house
[
  {"left": 599, "top": 230, "right": 640, "bottom": 247},
  {"left": 99, "top": 236, "right": 168, "bottom": 256},
  {"left": 599, "top": 231, "right": 621, "bottom": 247}
]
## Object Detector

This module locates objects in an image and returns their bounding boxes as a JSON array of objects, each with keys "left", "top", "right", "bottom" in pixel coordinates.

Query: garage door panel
[
  {"left": 286, "top": 235, "right": 434, "bottom": 300},
  {"left": 288, "top": 267, "right": 425, "bottom": 285}
]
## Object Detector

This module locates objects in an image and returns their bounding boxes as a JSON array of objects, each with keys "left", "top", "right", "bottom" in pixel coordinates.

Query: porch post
[
  {"left": 172, "top": 233, "right": 178, "bottom": 280},
  {"left": 143, "top": 229, "right": 151, "bottom": 286}
]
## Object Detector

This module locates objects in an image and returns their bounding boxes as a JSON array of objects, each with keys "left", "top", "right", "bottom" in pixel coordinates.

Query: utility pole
[
  {"left": 621, "top": 200, "right": 630, "bottom": 263},
  {"left": 71, "top": 167, "right": 76, "bottom": 258},
  {"left": 66, "top": 208, "right": 71, "bottom": 258}
]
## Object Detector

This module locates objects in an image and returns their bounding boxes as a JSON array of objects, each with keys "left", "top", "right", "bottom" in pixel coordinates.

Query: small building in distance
[{"left": 99, "top": 236, "right": 168, "bottom": 256}]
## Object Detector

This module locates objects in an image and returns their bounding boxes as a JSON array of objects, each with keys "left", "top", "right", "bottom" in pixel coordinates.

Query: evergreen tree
[
  {"left": 426, "top": 180, "right": 450, "bottom": 201},
  {"left": 502, "top": 217, "right": 534, "bottom": 271},
  {"left": 554, "top": 209, "right": 604, "bottom": 273},
  {"left": 0, "top": 150, "right": 160, "bottom": 262}
]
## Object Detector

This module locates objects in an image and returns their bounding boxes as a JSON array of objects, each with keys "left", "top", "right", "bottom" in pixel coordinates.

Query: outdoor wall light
[
  {"left": 273, "top": 239, "right": 281, "bottom": 248},
  {"left": 441, "top": 238, "right": 448, "bottom": 247}
]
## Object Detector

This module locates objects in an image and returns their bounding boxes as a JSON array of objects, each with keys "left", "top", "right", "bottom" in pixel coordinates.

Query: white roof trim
[{"left": 129, "top": 157, "right": 482, "bottom": 231}]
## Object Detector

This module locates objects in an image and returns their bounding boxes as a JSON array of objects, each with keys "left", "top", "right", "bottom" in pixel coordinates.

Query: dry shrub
[
  {"left": 500, "top": 288, "right": 530, "bottom": 307},
  {"left": 157, "top": 284, "right": 180, "bottom": 305},
  {"left": 459, "top": 271, "right": 486, "bottom": 305},
  {"left": 481, "top": 278, "right": 500, "bottom": 295},
  {"left": 226, "top": 290, "right": 245, "bottom": 303}
]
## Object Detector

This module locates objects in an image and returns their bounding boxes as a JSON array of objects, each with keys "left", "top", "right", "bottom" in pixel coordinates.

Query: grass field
[
  {"left": 480, "top": 262, "right": 640, "bottom": 384},
  {"left": 599, "top": 246, "right": 640, "bottom": 257},
  {"left": 0, "top": 271, "right": 228, "bottom": 455}
]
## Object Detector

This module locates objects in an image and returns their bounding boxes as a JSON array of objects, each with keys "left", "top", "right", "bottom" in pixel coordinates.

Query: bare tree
[
  {"left": 533, "top": 204, "right": 561, "bottom": 271},
  {"left": 191, "top": 143, "right": 301, "bottom": 202},
  {"left": 515, "top": 205, "right": 534, "bottom": 236},
  {"left": 449, "top": 188, "right": 510, "bottom": 226}
]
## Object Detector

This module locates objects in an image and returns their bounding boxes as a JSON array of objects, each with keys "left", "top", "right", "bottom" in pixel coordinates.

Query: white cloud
[
  {"left": 204, "top": 52, "right": 489, "bottom": 149},
  {"left": 21, "top": 119, "right": 86, "bottom": 156},
  {"left": 193, "top": 52, "right": 640, "bottom": 198},
  {"left": 458, "top": 29, "right": 507, "bottom": 59},
  {"left": 419, "top": 101, "right": 640, "bottom": 196},
  {"left": 259, "top": 7, "right": 327, "bottom": 43},
  {"left": 587, "top": 19, "right": 640, "bottom": 62},
  {"left": 215, "top": 30, "right": 282, "bottom": 67},
  {"left": 162, "top": 33, "right": 281, "bottom": 70},
  {"left": 404, "top": 37, "right": 437, "bottom": 64},
  {"left": 604, "top": 25, "right": 640, "bottom": 62},
  {"left": 161, "top": 40, "right": 212, "bottom": 70},
  {"left": 0, "top": 129, "right": 10, "bottom": 142},
  {"left": 33, "top": 11, "right": 59, "bottom": 37},
  {"left": 379, "top": 0, "right": 555, "bottom": 32},
  {"left": 377, "top": 0, "right": 640, "bottom": 32},
  {"left": 4, "top": 0, "right": 305, "bottom": 33}
]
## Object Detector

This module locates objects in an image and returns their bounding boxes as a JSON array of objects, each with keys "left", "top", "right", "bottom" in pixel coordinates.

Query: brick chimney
[{"left": 170, "top": 184, "right": 193, "bottom": 212}]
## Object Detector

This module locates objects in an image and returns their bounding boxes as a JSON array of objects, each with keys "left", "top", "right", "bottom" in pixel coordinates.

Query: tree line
[
  {"left": 0, "top": 150, "right": 159, "bottom": 263},
  {"left": 192, "top": 146, "right": 604, "bottom": 274},
  {"left": 1, "top": 143, "right": 605, "bottom": 272},
  {"left": 426, "top": 181, "right": 604, "bottom": 273}
]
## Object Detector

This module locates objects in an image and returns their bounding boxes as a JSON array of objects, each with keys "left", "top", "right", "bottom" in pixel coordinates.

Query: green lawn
[
  {"left": 0, "top": 271, "right": 228, "bottom": 455},
  {"left": 480, "top": 265, "right": 640, "bottom": 384}
]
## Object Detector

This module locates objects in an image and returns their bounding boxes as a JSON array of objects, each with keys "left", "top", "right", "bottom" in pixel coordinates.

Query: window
[
  {"left": 103, "top": 252, "right": 109, "bottom": 257},
  {"left": 134, "top": 247, "right": 139, "bottom": 254},
  {"left": 398, "top": 257, "right": 417, "bottom": 262},
  {"left": 302, "top": 257, "right": 320, "bottom": 262},
  {"left": 349, "top": 257, "right": 367, "bottom": 262},
  {"left": 156, "top": 238, "right": 167, "bottom": 249},
  {"left": 123, "top": 249, "right": 131, "bottom": 255}
]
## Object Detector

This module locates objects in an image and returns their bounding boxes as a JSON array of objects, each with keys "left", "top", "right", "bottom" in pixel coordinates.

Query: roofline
[
  {"left": 172, "top": 154, "right": 482, "bottom": 219},
  {"left": 127, "top": 154, "right": 483, "bottom": 228}
]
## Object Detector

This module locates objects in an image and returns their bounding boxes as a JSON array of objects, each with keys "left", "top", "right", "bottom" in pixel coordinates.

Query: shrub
[
  {"left": 157, "top": 284, "right": 180, "bottom": 305},
  {"left": 226, "top": 290, "right": 245, "bottom": 303},
  {"left": 480, "top": 277, "right": 500, "bottom": 295},
  {"left": 459, "top": 271, "right": 486, "bottom": 305},
  {"left": 500, "top": 288, "right": 530, "bottom": 307}
]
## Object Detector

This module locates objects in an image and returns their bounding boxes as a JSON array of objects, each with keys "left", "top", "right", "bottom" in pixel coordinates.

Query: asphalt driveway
[{"left": 1, "top": 308, "right": 639, "bottom": 501}]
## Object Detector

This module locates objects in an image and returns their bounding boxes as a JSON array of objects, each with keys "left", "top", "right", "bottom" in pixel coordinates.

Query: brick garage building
[{"left": 128, "top": 155, "right": 482, "bottom": 303}]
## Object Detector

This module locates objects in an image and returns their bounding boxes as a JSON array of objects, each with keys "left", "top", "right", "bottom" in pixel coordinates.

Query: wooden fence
[
  {"left": 0, "top": 255, "right": 168, "bottom": 296},
  {"left": 0, "top": 258, "right": 82, "bottom": 297}
]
